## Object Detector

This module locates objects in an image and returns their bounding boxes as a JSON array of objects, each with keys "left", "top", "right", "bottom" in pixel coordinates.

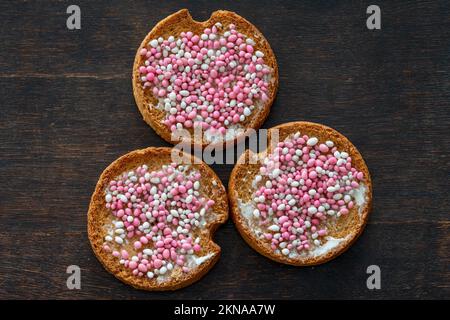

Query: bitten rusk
[
  {"left": 88, "top": 147, "right": 228, "bottom": 290},
  {"left": 132, "top": 9, "right": 278, "bottom": 148}
]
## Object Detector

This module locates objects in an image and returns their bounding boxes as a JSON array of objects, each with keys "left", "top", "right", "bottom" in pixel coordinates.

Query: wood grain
[{"left": 0, "top": 0, "right": 449, "bottom": 299}]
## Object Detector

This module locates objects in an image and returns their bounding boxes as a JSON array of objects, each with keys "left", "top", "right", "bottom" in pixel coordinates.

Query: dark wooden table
[{"left": 0, "top": 0, "right": 449, "bottom": 299}]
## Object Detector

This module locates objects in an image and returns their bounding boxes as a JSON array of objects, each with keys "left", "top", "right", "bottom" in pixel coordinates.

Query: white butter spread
[
  {"left": 308, "top": 236, "right": 349, "bottom": 257},
  {"left": 350, "top": 183, "right": 368, "bottom": 215},
  {"left": 157, "top": 252, "right": 216, "bottom": 283},
  {"left": 237, "top": 200, "right": 264, "bottom": 237},
  {"left": 192, "top": 253, "right": 215, "bottom": 266}
]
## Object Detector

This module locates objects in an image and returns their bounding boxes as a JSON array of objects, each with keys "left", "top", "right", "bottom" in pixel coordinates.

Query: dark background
[{"left": 0, "top": 0, "right": 449, "bottom": 299}]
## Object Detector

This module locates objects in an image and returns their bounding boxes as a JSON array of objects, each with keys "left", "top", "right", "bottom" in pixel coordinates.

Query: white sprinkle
[
  {"left": 308, "top": 206, "right": 318, "bottom": 214},
  {"left": 105, "top": 235, "right": 112, "bottom": 242},
  {"left": 326, "top": 140, "right": 334, "bottom": 147},
  {"left": 114, "top": 236, "right": 123, "bottom": 244},
  {"left": 159, "top": 266, "right": 167, "bottom": 275},
  {"left": 268, "top": 225, "right": 280, "bottom": 232},
  {"left": 272, "top": 168, "right": 281, "bottom": 178},
  {"left": 193, "top": 181, "right": 200, "bottom": 190},
  {"left": 180, "top": 90, "right": 189, "bottom": 97},
  {"left": 253, "top": 209, "right": 260, "bottom": 218},
  {"left": 115, "top": 228, "right": 124, "bottom": 234},
  {"left": 185, "top": 195, "right": 193, "bottom": 204},
  {"left": 149, "top": 39, "right": 158, "bottom": 48},
  {"left": 168, "top": 91, "right": 176, "bottom": 101},
  {"left": 307, "top": 137, "right": 318, "bottom": 146},
  {"left": 150, "top": 177, "right": 160, "bottom": 184},
  {"left": 255, "top": 50, "right": 264, "bottom": 58},
  {"left": 117, "top": 194, "right": 128, "bottom": 203},
  {"left": 147, "top": 271, "right": 154, "bottom": 279},
  {"left": 282, "top": 248, "right": 290, "bottom": 255},
  {"left": 105, "top": 194, "right": 112, "bottom": 202},
  {"left": 333, "top": 193, "right": 343, "bottom": 200}
]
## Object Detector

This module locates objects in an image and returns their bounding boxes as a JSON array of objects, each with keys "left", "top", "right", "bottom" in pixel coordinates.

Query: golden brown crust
[
  {"left": 132, "top": 9, "right": 279, "bottom": 148},
  {"left": 228, "top": 122, "right": 373, "bottom": 266},
  {"left": 87, "top": 147, "right": 228, "bottom": 290}
]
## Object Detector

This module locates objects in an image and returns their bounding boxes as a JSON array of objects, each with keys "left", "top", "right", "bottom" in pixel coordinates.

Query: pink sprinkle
[
  {"left": 140, "top": 236, "right": 148, "bottom": 244},
  {"left": 121, "top": 250, "right": 129, "bottom": 259},
  {"left": 163, "top": 249, "right": 170, "bottom": 259},
  {"left": 153, "top": 259, "right": 162, "bottom": 269},
  {"left": 134, "top": 241, "right": 142, "bottom": 250},
  {"left": 319, "top": 144, "right": 329, "bottom": 153},
  {"left": 138, "top": 263, "right": 147, "bottom": 273}
]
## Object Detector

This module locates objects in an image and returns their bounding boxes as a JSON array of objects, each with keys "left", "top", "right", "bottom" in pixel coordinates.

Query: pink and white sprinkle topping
[
  {"left": 138, "top": 22, "right": 272, "bottom": 137},
  {"left": 103, "top": 163, "right": 215, "bottom": 279},
  {"left": 250, "top": 132, "right": 366, "bottom": 256}
]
